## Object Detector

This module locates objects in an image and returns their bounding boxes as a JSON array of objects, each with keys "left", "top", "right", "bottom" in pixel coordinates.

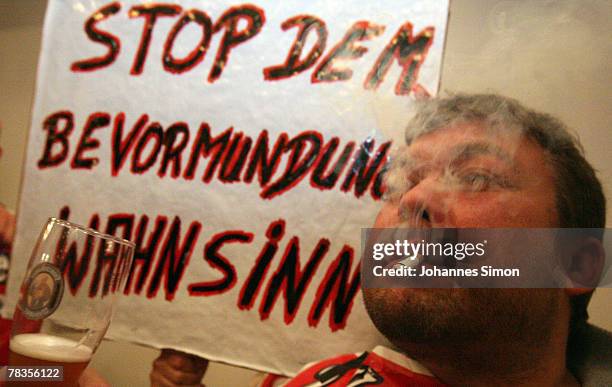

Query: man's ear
[{"left": 565, "top": 236, "right": 605, "bottom": 296}]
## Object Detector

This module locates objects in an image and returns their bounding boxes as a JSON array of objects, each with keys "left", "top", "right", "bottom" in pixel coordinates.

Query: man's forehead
[
  {"left": 407, "top": 141, "right": 514, "bottom": 163},
  {"left": 405, "top": 124, "right": 526, "bottom": 163}
]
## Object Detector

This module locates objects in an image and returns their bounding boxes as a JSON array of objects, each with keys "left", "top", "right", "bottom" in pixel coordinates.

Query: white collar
[{"left": 372, "top": 346, "right": 434, "bottom": 377}]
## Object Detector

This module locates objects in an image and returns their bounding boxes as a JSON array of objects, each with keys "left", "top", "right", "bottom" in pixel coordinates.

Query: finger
[
  {"left": 0, "top": 213, "right": 6, "bottom": 241},
  {"left": 153, "top": 357, "right": 204, "bottom": 385},
  {"left": 160, "top": 349, "right": 208, "bottom": 372},
  {"left": 153, "top": 363, "right": 202, "bottom": 385},
  {"left": 150, "top": 369, "right": 176, "bottom": 387},
  {"left": 4, "top": 215, "right": 14, "bottom": 243},
  {"left": 0, "top": 208, "right": 14, "bottom": 244},
  {"left": 150, "top": 368, "right": 204, "bottom": 387}
]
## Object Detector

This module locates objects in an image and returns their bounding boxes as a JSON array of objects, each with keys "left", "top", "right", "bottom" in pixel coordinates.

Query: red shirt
[{"left": 281, "top": 346, "right": 447, "bottom": 387}]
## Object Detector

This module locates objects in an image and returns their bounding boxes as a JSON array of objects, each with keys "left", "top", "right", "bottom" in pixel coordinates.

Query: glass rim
[{"left": 48, "top": 217, "right": 136, "bottom": 248}]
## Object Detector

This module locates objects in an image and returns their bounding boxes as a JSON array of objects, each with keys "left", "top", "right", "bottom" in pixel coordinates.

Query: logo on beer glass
[{"left": 19, "top": 263, "right": 64, "bottom": 319}]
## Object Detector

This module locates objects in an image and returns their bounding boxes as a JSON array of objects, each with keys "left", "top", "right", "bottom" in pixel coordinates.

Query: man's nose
[{"left": 397, "top": 176, "right": 448, "bottom": 227}]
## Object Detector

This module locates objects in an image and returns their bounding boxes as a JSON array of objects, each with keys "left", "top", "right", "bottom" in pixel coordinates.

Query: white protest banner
[{"left": 6, "top": 0, "right": 449, "bottom": 374}]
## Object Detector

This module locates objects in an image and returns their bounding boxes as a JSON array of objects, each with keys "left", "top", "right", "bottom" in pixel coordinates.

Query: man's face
[{"left": 363, "top": 123, "right": 563, "bottom": 347}]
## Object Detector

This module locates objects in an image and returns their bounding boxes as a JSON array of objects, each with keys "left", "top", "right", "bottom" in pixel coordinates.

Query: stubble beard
[{"left": 362, "top": 288, "right": 560, "bottom": 348}]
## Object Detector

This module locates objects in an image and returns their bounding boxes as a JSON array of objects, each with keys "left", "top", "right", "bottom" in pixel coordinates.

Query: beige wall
[{"left": 0, "top": 0, "right": 610, "bottom": 385}]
